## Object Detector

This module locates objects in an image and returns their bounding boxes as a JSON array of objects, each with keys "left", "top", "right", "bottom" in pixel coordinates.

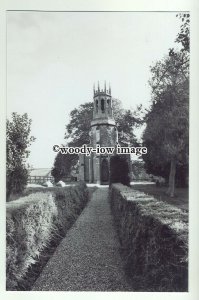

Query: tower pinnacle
[
  {"left": 109, "top": 83, "right": 111, "bottom": 95},
  {"left": 93, "top": 81, "right": 111, "bottom": 96}
]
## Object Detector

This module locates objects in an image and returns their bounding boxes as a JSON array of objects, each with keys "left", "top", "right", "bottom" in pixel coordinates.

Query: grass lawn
[{"left": 132, "top": 184, "right": 188, "bottom": 212}]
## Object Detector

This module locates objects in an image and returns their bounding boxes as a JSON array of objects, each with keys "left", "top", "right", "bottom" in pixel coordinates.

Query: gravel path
[{"left": 32, "top": 187, "right": 133, "bottom": 291}]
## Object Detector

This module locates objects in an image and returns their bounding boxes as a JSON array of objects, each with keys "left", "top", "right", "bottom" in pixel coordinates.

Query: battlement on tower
[
  {"left": 92, "top": 81, "right": 115, "bottom": 126},
  {"left": 94, "top": 89, "right": 111, "bottom": 97},
  {"left": 93, "top": 81, "right": 111, "bottom": 97}
]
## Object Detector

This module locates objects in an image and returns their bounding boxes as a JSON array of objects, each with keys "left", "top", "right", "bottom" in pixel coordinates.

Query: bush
[
  {"left": 6, "top": 164, "right": 29, "bottom": 200},
  {"left": 6, "top": 113, "right": 36, "bottom": 200},
  {"left": 110, "top": 183, "right": 188, "bottom": 292},
  {"left": 6, "top": 181, "right": 89, "bottom": 290},
  {"left": 6, "top": 192, "right": 57, "bottom": 290},
  {"left": 109, "top": 155, "right": 130, "bottom": 186}
]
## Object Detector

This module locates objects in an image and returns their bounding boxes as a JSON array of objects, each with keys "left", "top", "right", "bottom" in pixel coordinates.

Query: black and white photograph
[{"left": 2, "top": 1, "right": 199, "bottom": 298}]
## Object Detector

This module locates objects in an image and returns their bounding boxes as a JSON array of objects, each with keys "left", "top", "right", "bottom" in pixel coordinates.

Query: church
[{"left": 79, "top": 82, "right": 130, "bottom": 184}]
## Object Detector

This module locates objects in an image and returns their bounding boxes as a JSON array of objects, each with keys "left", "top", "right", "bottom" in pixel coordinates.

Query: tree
[
  {"left": 64, "top": 99, "right": 143, "bottom": 147},
  {"left": 175, "top": 13, "right": 190, "bottom": 52},
  {"left": 6, "top": 113, "right": 35, "bottom": 200},
  {"left": 65, "top": 102, "right": 93, "bottom": 147},
  {"left": 142, "top": 14, "right": 189, "bottom": 197},
  {"left": 51, "top": 102, "right": 93, "bottom": 181},
  {"left": 143, "top": 52, "right": 189, "bottom": 197},
  {"left": 52, "top": 99, "right": 143, "bottom": 181},
  {"left": 116, "top": 106, "right": 143, "bottom": 145},
  {"left": 51, "top": 151, "right": 77, "bottom": 183}
]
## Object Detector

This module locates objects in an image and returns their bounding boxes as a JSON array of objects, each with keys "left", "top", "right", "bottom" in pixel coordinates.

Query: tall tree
[
  {"left": 65, "top": 102, "right": 93, "bottom": 147},
  {"left": 143, "top": 56, "right": 189, "bottom": 196},
  {"left": 142, "top": 13, "right": 189, "bottom": 197},
  {"left": 6, "top": 113, "right": 36, "bottom": 199}
]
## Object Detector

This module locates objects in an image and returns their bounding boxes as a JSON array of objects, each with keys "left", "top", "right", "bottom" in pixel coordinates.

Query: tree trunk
[{"left": 167, "top": 158, "right": 176, "bottom": 197}]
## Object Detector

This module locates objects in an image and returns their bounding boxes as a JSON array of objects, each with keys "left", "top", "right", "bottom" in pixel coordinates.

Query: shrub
[
  {"left": 6, "top": 113, "right": 36, "bottom": 200},
  {"left": 6, "top": 181, "right": 89, "bottom": 290},
  {"left": 109, "top": 155, "right": 130, "bottom": 186},
  {"left": 6, "top": 192, "right": 57, "bottom": 290},
  {"left": 110, "top": 183, "right": 188, "bottom": 292},
  {"left": 6, "top": 164, "right": 29, "bottom": 200}
]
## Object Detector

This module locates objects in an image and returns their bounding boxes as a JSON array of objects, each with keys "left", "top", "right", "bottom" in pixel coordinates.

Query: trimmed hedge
[
  {"left": 110, "top": 183, "right": 188, "bottom": 292},
  {"left": 6, "top": 181, "right": 89, "bottom": 290}
]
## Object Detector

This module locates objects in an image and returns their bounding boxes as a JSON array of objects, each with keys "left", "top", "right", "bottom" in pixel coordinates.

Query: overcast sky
[{"left": 7, "top": 11, "right": 182, "bottom": 168}]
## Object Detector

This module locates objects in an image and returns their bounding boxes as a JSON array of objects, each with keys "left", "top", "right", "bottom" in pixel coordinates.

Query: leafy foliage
[
  {"left": 175, "top": 13, "right": 190, "bottom": 52},
  {"left": 131, "top": 160, "right": 151, "bottom": 181},
  {"left": 116, "top": 105, "right": 143, "bottom": 145},
  {"left": 142, "top": 14, "right": 189, "bottom": 196},
  {"left": 64, "top": 99, "right": 143, "bottom": 147},
  {"left": 6, "top": 113, "right": 35, "bottom": 200},
  {"left": 51, "top": 151, "right": 77, "bottom": 183},
  {"left": 65, "top": 102, "right": 93, "bottom": 147},
  {"left": 109, "top": 155, "right": 130, "bottom": 186}
]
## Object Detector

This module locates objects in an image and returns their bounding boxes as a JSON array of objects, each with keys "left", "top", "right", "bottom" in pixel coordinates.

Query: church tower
[
  {"left": 79, "top": 82, "right": 118, "bottom": 184},
  {"left": 90, "top": 82, "right": 118, "bottom": 183},
  {"left": 91, "top": 82, "right": 118, "bottom": 145}
]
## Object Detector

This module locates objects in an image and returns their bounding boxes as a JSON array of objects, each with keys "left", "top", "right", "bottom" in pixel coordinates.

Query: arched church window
[
  {"left": 101, "top": 158, "right": 109, "bottom": 183},
  {"left": 107, "top": 99, "right": 111, "bottom": 114},
  {"left": 96, "top": 100, "right": 98, "bottom": 113},
  {"left": 96, "top": 126, "right": 100, "bottom": 143},
  {"left": 101, "top": 99, "right": 105, "bottom": 113}
]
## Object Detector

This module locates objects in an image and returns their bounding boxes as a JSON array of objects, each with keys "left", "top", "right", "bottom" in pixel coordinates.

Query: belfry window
[
  {"left": 96, "top": 100, "right": 98, "bottom": 113},
  {"left": 101, "top": 99, "right": 105, "bottom": 113}
]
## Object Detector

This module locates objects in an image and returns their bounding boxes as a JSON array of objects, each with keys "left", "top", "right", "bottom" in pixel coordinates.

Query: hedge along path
[{"left": 33, "top": 187, "right": 133, "bottom": 291}]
